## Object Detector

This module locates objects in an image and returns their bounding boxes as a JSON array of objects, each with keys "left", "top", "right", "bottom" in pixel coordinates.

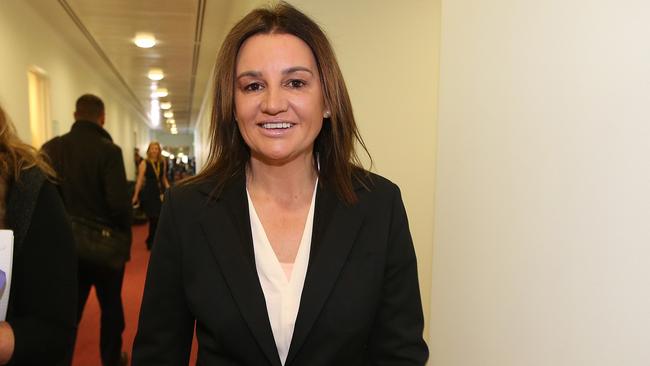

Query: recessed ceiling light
[
  {"left": 148, "top": 68, "right": 164, "bottom": 81},
  {"left": 163, "top": 111, "right": 174, "bottom": 118},
  {"left": 134, "top": 32, "right": 156, "bottom": 48},
  {"left": 160, "top": 102, "right": 172, "bottom": 110},
  {"left": 166, "top": 118, "right": 175, "bottom": 124},
  {"left": 152, "top": 88, "right": 168, "bottom": 98}
]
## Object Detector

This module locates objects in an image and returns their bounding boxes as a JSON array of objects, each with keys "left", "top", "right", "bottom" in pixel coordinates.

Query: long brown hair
[
  {"left": 146, "top": 141, "right": 163, "bottom": 161},
  {"left": 0, "top": 104, "right": 56, "bottom": 182},
  {"left": 187, "top": 1, "right": 371, "bottom": 205}
]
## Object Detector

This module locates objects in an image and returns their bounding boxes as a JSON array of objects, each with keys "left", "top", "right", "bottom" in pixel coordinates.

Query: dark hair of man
[
  {"left": 186, "top": 1, "right": 372, "bottom": 205},
  {"left": 75, "top": 94, "right": 105, "bottom": 122}
]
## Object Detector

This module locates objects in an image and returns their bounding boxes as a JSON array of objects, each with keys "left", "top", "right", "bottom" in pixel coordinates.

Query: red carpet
[{"left": 72, "top": 223, "right": 197, "bottom": 365}]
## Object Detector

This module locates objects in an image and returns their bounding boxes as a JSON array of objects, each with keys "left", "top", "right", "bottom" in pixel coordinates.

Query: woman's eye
[
  {"left": 244, "top": 82, "right": 263, "bottom": 92},
  {"left": 287, "top": 79, "right": 306, "bottom": 88}
]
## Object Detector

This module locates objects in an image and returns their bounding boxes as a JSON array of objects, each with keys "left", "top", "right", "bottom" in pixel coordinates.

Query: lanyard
[
  {"left": 148, "top": 159, "right": 161, "bottom": 179},
  {"left": 148, "top": 159, "right": 165, "bottom": 200}
]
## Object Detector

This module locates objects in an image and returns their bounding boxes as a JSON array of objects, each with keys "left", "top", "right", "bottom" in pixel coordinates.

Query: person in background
[
  {"left": 133, "top": 147, "right": 143, "bottom": 172},
  {"left": 131, "top": 141, "right": 170, "bottom": 250},
  {"left": 132, "top": 3, "right": 428, "bottom": 365},
  {"left": 42, "top": 94, "right": 131, "bottom": 366},
  {"left": 0, "top": 104, "right": 77, "bottom": 365}
]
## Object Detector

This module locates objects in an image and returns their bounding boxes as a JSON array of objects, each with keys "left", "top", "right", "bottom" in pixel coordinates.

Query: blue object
[{"left": 0, "top": 269, "right": 5, "bottom": 297}]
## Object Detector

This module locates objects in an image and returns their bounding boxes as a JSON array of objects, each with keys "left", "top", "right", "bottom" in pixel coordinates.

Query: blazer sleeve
[
  {"left": 102, "top": 145, "right": 132, "bottom": 231},
  {"left": 368, "top": 185, "right": 429, "bottom": 365},
  {"left": 132, "top": 188, "right": 194, "bottom": 365},
  {"left": 7, "top": 181, "right": 78, "bottom": 365}
]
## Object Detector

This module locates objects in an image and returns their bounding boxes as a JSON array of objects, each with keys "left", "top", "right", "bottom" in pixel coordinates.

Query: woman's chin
[{"left": 251, "top": 149, "right": 313, "bottom": 167}]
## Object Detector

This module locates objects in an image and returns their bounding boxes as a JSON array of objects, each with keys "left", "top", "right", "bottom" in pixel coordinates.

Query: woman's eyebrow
[
  {"left": 236, "top": 66, "right": 313, "bottom": 80},
  {"left": 282, "top": 66, "right": 313, "bottom": 75},
  {"left": 236, "top": 70, "right": 262, "bottom": 80}
]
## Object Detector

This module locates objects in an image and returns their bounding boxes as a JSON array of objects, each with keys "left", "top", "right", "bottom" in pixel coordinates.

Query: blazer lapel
[
  {"left": 285, "top": 183, "right": 366, "bottom": 364},
  {"left": 197, "top": 176, "right": 282, "bottom": 366}
]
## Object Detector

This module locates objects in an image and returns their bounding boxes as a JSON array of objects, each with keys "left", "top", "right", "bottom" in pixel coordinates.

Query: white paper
[{"left": 0, "top": 230, "right": 14, "bottom": 321}]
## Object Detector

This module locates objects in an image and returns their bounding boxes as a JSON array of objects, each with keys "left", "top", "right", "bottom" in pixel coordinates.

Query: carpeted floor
[{"left": 72, "top": 223, "right": 197, "bottom": 365}]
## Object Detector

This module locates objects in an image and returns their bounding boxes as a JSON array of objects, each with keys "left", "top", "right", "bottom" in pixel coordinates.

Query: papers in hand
[{"left": 0, "top": 230, "right": 14, "bottom": 321}]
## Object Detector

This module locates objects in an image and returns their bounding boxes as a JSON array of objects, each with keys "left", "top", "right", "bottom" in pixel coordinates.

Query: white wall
[
  {"left": 192, "top": 0, "right": 440, "bottom": 343},
  {"left": 432, "top": 0, "right": 650, "bottom": 365},
  {"left": 0, "top": 1, "right": 150, "bottom": 180}
]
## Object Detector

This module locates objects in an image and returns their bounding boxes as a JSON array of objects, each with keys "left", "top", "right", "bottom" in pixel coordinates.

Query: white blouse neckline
[{"left": 246, "top": 179, "right": 318, "bottom": 365}]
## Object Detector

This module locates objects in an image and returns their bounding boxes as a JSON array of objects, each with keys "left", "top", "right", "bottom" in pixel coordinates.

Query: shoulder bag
[{"left": 68, "top": 215, "right": 130, "bottom": 269}]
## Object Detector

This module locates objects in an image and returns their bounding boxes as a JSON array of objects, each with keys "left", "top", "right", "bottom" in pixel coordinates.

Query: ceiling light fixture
[
  {"left": 160, "top": 102, "right": 172, "bottom": 110},
  {"left": 148, "top": 68, "right": 164, "bottom": 81},
  {"left": 163, "top": 111, "right": 174, "bottom": 118},
  {"left": 150, "top": 99, "right": 160, "bottom": 127},
  {"left": 152, "top": 88, "right": 168, "bottom": 98},
  {"left": 166, "top": 118, "right": 175, "bottom": 124},
  {"left": 134, "top": 32, "right": 156, "bottom": 48}
]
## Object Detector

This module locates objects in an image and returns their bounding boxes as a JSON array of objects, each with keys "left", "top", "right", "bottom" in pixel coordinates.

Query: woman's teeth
[{"left": 262, "top": 122, "right": 292, "bottom": 129}]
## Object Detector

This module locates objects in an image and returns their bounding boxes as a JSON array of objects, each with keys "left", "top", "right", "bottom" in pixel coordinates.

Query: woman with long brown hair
[
  {"left": 0, "top": 104, "right": 77, "bottom": 365},
  {"left": 133, "top": 3, "right": 428, "bottom": 365},
  {"left": 132, "top": 141, "right": 170, "bottom": 250}
]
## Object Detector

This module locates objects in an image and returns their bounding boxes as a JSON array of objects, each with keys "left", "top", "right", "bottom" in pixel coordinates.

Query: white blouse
[{"left": 247, "top": 182, "right": 317, "bottom": 365}]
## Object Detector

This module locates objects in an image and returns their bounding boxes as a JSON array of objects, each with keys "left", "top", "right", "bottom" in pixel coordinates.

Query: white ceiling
[{"left": 46, "top": 0, "right": 234, "bottom": 132}]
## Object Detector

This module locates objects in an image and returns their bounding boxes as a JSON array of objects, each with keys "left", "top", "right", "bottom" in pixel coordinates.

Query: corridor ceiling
[{"left": 28, "top": 0, "right": 233, "bottom": 132}]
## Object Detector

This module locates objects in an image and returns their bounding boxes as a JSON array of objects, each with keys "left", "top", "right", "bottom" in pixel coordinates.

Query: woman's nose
[{"left": 260, "top": 86, "right": 288, "bottom": 115}]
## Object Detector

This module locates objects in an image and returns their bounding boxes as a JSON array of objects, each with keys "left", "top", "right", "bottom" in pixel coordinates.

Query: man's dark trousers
[{"left": 75, "top": 259, "right": 126, "bottom": 366}]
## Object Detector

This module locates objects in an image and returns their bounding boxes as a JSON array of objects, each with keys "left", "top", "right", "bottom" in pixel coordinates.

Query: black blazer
[
  {"left": 5, "top": 168, "right": 77, "bottom": 365},
  {"left": 133, "top": 172, "right": 428, "bottom": 366}
]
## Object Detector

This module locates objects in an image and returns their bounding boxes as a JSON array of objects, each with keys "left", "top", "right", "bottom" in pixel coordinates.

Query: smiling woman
[
  {"left": 132, "top": 2, "right": 429, "bottom": 365},
  {"left": 235, "top": 33, "right": 326, "bottom": 167}
]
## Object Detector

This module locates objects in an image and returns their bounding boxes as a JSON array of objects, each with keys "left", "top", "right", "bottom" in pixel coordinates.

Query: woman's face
[
  {"left": 148, "top": 144, "right": 160, "bottom": 159},
  {"left": 234, "top": 33, "right": 326, "bottom": 166}
]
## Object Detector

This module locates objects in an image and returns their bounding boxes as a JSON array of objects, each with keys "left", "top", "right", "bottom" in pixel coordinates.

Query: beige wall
[
  {"left": 193, "top": 0, "right": 440, "bottom": 345},
  {"left": 0, "top": 1, "right": 150, "bottom": 180},
  {"left": 193, "top": 68, "right": 215, "bottom": 170},
  {"left": 433, "top": 0, "right": 650, "bottom": 365}
]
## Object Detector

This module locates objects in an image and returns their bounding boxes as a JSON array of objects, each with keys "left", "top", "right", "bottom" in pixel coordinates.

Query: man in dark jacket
[{"left": 42, "top": 94, "right": 131, "bottom": 366}]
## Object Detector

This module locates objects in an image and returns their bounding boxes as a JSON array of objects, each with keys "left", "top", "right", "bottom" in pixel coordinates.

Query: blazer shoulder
[
  {"left": 349, "top": 172, "right": 404, "bottom": 217},
  {"left": 166, "top": 179, "right": 216, "bottom": 211},
  {"left": 361, "top": 171, "right": 401, "bottom": 198}
]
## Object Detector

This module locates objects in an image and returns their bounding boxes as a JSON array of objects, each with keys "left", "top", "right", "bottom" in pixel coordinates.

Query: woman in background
[
  {"left": 0, "top": 104, "right": 77, "bottom": 365},
  {"left": 132, "top": 142, "right": 170, "bottom": 250}
]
